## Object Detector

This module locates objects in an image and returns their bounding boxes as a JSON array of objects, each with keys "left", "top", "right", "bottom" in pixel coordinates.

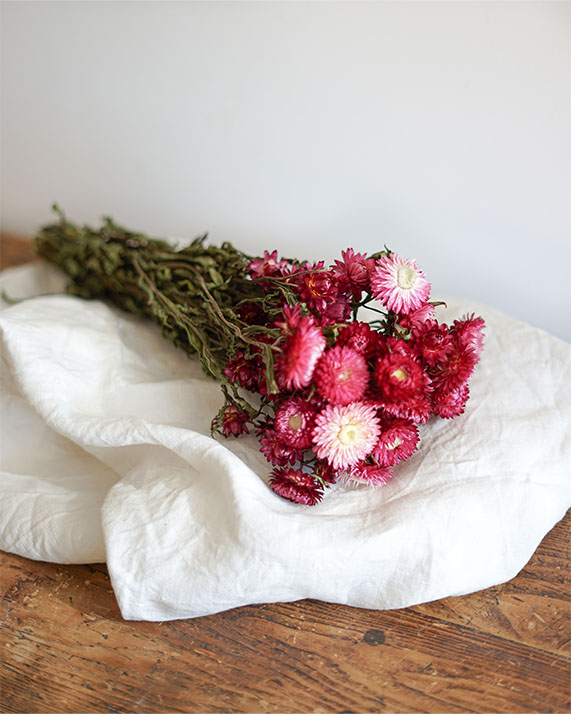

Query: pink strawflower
[
  {"left": 259, "top": 428, "right": 302, "bottom": 466},
  {"left": 333, "top": 248, "right": 372, "bottom": 301},
  {"left": 273, "top": 303, "right": 303, "bottom": 335},
  {"left": 374, "top": 352, "right": 429, "bottom": 403},
  {"left": 314, "top": 346, "right": 369, "bottom": 406},
  {"left": 374, "top": 352, "right": 432, "bottom": 423},
  {"left": 274, "top": 397, "right": 317, "bottom": 449},
  {"left": 410, "top": 320, "right": 454, "bottom": 367},
  {"left": 220, "top": 404, "right": 250, "bottom": 437},
  {"left": 431, "top": 338, "right": 478, "bottom": 393},
  {"left": 372, "top": 416, "right": 419, "bottom": 466},
  {"left": 270, "top": 468, "right": 325, "bottom": 506},
  {"left": 295, "top": 261, "right": 339, "bottom": 313},
  {"left": 248, "top": 250, "right": 290, "bottom": 280},
  {"left": 319, "top": 296, "right": 352, "bottom": 325},
  {"left": 371, "top": 253, "right": 431, "bottom": 315},
  {"left": 313, "top": 401, "right": 380, "bottom": 470},
  {"left": 276, "top": 316, "right": 326, "bottom": 390},
  {"left": 336, "top": 322, "right": 380, "bottom": 361},
  {"left": 397, "top": 302, "right": 436, "bottom": 330},
  {"left": 349, "top": 462, "right": 394, "bottom": 486},
  {"left": 452, "top": 314, "right": 485, "bottom": 359},
  {"left": 432, "top": 382, "right": 470, "bottom": 419}
]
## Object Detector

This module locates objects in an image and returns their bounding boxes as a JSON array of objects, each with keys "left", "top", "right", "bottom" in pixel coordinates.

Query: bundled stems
[{"left": 34, "top": 205, "right": 287, "bottom": 400}]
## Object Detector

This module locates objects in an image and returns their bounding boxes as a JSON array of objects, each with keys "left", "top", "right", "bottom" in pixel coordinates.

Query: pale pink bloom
[
  {"left": 371, "top": 253, "right": 431, "bottom": 315},
  {"left": 312, "top": 401, "right": 380, "bottom": 470}
]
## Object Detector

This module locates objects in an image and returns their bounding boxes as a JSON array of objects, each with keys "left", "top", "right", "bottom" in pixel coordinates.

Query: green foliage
[{"left": 34, "top": 206, "right": 291, "bottom": 405}]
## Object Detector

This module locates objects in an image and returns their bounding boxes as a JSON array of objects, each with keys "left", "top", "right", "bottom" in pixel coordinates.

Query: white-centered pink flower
[
  {"left": 312, "top": 401, "right": 380, "bottom": 471},
  {"left": 371, "top": 253, "right": 431, "bottom": 315}
]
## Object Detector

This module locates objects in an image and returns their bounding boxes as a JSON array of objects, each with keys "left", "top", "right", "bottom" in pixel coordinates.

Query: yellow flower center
[
  {"left": 391, "top": 368, "right": 408, "bottom": 382},
  {"left": 397, "top": 265, "right": 417, "bottom": 290},
  {"left": 289, "top": 415, "right": 302, "bottom": 431},
  {"left": 339, "top": 424, "right": 359, "bottom": 445},
  {"left": 386, "top": 437, "right": 402, "bottom": 450}
]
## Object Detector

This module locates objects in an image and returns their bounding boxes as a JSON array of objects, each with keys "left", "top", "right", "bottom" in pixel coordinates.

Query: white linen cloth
[{"left": 0, "top": 262, "right": 569, "bottom": 621}]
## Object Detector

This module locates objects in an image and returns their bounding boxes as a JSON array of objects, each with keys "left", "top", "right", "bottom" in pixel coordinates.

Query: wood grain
[{"left": 1, "top": 236, "right": 570, "bottom": 714}]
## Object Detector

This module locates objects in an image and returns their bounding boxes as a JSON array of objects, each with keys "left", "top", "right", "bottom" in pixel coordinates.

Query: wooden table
[{"left": 1, "top": 235, "right": 569, "bottom": 714}]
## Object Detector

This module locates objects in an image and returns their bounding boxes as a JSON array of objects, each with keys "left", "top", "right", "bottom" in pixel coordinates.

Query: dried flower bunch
[{"left": 35, "top": 206, "right": 484, "bottom": 506}]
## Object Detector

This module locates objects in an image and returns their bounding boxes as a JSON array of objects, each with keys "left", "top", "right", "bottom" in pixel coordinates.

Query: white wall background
[{"left": 1, "top": 1, "right": 570, "bottom": 339}]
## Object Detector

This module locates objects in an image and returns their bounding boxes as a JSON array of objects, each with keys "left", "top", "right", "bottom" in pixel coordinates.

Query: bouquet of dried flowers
[{"left": 35, "top": 206, "right": 484, "bottom": 505}]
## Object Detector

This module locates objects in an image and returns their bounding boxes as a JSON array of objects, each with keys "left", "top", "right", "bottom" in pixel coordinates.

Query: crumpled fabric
[{"left": 0, "top": 262, "right": 569, "bottom": 621}]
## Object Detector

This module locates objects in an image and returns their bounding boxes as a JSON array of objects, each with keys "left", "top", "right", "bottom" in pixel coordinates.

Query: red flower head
[
  {"left": 274, "top": 396, "right": 317, "bottom": 449},
  {"left": 397, "top": 302, "right": 436, "bottom": 330},
  {"left": 269, "top": 468, "right": 325, "bottom": 506},
  {"left": 276, "top": 316, "right": 326, "bottom": 390},
  {"left": 237, "top": 301, "right": 268, "bottom": 326},
  {"left": 374, "top": 352, "right": 432, "bottom": 423},
  {"left": 452, "top": 314, "right": 485, "bottom": 359},
  {"left": 349, "top": 462, "right": 394, "bottom": 486},
  {"left": 333, "top": 248, "right": 372, "bottom": 301},
  {"left": 336, "top": 321, "right": 380, "bottom": 362},
  {"left": 273, "top": 303, "right": 303, "bottom": 335},
  {"left": 223, "top": 351, "right": 262, "bottom": 391},
  {"left": 410, "top": 320, "right": 454, "bottom": 367},
  {"left": 315, "top": 460, "right": 340, "bottom": 484},
  {"left": 314, "top": 345, "right": 369, "bottom": 405},
  {"left": 432, "top": 382, "right": 470, "bottom": 419},
  {"left": 319, "top": 296, "right": 352, "bottom": 326},
  {"left": 431, "top": 338, "right": 478, "bottom": 394},
  {"left": 372, "top": 415, "right": 419, "bottom": 466},
  {"left": 259, "top": 428, "right": 302, "bottom": 467},
  {"left": 295, "top": 261, "right": 339, "bottom": 312},
  {"left": 248, "top": 250, "right": 291, "bottom": 280},
  {"left": 220, "top": 404, "right": 250, "bottom": 437}
]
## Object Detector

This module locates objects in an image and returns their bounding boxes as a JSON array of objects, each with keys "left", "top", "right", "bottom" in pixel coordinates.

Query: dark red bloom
[
  {"left": 223, "top": 351, "right": 262, "bottom": 390},
  {"left": 319, "top": 296, "right": 352, "bottom": 325},
  {"left": 237, "top": 301, "right": 268, "bottom": 326},
  {"left": 269, "top": 468, "right": 325, "bottom": 505},
  {"left": 336, "top": 321, "right": 380, "bottom": 361},
  {"left": 410, "top": 320, "right": 454, "bottom": 367},
  {"left": 295, "top": 261, "right": 339, "bottom": 312},
  {"left": 314, "top": 460, "right": 340, "bottom": 484},
  {"left": 220, "top": 404, "right": 250, "bottom": 437},
  {"left": 259, "top": 428, "right": 302, "bottom": 466},
  {"left": 374, "top": 352, "right": 432, "bottom": 423}
]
